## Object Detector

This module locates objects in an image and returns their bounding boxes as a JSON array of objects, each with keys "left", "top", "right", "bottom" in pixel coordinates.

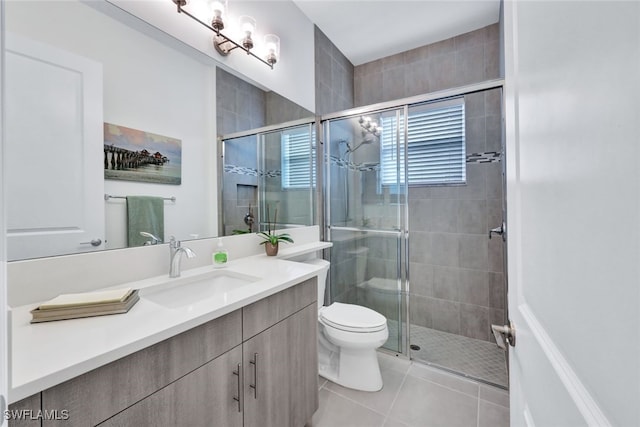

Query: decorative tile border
[
  {"left": 466, "top": 151, "right": 501, "bottom": 163},
  {"left": 226, "top": 152, "right": 496, "bottom": 179},
  {"left": 224, "top": 164, "right": 281, "bottom": 178},
  {"left": 224, "top": 164, "right": 258, "bottom": 176},
  {"left": 329, "top": 155, "right": 380, "bottom": 172},
  {"left": 264, "top": 170, "right": 281, "bottom": 178}
]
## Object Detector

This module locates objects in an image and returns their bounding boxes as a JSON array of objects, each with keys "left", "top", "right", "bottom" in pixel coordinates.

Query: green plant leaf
[
  {"left": 231, "top": 229, "right": 250, "bottom": 235},
  {"left": 256, "top": 230, "right": 293, "bottom": 245}
]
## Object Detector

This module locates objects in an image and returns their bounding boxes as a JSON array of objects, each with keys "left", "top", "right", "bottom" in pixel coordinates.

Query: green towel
[{"left": 126, "top": 196, "right": 165, "bottom": 247}]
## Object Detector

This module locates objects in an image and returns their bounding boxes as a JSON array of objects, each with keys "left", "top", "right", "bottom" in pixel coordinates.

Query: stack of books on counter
[{"left": 30, "top": 287, "right": 139, "bottom": 323}]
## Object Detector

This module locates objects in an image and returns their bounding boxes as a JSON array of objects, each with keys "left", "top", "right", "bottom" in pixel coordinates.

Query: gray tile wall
[
  {"left": 329, "top": 230, "right": 368, "bottom": 305},
  {"left": 353, "top": 24, "right": 500, "bottom": 106},
  {"left": 409, "top": 88, "right": 504, "bottom": 343},
  {"left": 265, "top": 91, "right": 313, "bottom": 125},
  {"left": 350, "top": 25, "right": 504, "bottom": 343},
  {"left": 314, "top": 26, "right": 355, "bottom": 115},
  {"left": 216, "top": 68, "right": 266, "bottom": 136}
]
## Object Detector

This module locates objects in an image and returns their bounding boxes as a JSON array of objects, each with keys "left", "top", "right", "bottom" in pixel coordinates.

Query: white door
[
  {"left": 0, "top": 6, "right": 8, "bottom": 424},
  {"left": 504, "top": 1, "right": 639, "bottom": 426},
  {"left": 5, "top": 33, "right": 104, "bottom": 261}
]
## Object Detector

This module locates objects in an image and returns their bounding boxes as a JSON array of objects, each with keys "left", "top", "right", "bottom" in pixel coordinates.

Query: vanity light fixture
[{"left": 172, "top": 0, "right": 280, "bottom": 69}]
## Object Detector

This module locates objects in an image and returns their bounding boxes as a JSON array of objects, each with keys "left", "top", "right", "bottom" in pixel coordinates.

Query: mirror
[
  {"left": 221, "top": 121, "right": 316, "bottom": 236},
  {"left": 5, "top": 0, "right": 312, "bottom": 261},
  {"left": 215, "top": 68, "right": 315, "bottom": 236}
]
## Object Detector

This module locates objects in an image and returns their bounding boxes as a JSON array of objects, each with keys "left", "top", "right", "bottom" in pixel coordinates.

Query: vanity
[{"left": 6, "top": 238, "right": 331, "bottom": 427}]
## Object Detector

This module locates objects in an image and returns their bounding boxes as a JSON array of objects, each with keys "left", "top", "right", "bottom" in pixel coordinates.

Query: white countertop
[
  {"left": 9, "top": 241, "right": 332, "bottom": 403},
  {"left": 275, "top": 241, "right": 332, "bottom": 259}
]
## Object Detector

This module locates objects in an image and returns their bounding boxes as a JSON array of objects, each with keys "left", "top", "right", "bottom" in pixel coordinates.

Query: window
[
  {"left": 381, "top": 98, "right": 465, "bottom": 187},
  {"left": 281, "top": 127, "right": 316, "bottom": 189}
]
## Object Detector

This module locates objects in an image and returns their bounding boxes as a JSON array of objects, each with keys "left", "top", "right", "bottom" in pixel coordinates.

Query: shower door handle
[{"left": 489, "top": 223, "right": 505, "bottom": 241}]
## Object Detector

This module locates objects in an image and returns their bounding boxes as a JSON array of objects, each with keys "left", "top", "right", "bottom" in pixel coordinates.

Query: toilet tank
[{"left": 289, "top": 255, "right": 330, "bottom": 306}]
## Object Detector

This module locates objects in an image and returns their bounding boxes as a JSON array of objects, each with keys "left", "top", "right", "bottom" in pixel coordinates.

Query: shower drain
[{"left": 410, "top": 344, "right": 421, "bottom": 351}]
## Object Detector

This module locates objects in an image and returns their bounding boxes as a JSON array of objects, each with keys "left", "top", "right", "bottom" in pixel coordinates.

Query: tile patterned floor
[
  {"left": 384, "top": 321, "right": 508, "bottom": 388},
  {"left": 409, "top": 324, "right": 508, "bottom": 388},
  {"left": 310, "top": 353, "right": 510, "bottom": 427}
]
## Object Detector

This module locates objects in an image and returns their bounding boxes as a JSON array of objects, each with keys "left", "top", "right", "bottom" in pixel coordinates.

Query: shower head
[{"left": 348, "top": 136, "right": 376, "bottom": 153}]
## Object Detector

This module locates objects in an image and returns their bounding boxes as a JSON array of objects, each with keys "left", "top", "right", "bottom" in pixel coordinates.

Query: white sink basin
[{"left": 141, "top": 270, "right": 261, "bottom": 309}]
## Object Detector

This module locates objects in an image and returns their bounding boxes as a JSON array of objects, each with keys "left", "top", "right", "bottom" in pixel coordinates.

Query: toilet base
[{"left": 319, "top": 342, "right": 384, "bottom": 392}]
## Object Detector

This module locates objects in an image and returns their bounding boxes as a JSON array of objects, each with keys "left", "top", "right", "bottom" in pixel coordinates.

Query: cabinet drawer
[
  {"left": 99, "top": 346, "right": 243, "bottom": 427},
  {"left": 42, "top": 310, "right": 241, "bottom": 427},
  {"left": 242, "top": 277, "right": 316, "bottom": 339}
]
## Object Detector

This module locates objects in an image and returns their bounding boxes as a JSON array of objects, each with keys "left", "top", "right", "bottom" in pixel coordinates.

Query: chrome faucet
[
  {"left": 169, "top": 236, "right": 196, "bottom": 278},
  {"left": 140, "top": 231, "right": 162, "bottom": 245}
]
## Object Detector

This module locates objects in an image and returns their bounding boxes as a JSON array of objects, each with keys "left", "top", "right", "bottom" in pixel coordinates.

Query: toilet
[{"left": 301, "top": 257, "right": 388, "bottom": 392}]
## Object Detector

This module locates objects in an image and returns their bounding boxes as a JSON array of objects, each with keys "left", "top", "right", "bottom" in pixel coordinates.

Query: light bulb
[
  {"left": 239, "top": 16, "right": 256, "bottom": 51},
  {"left": 264, "top": 34, "right": 280, "bottom": 66},
  {"left": 210, "top": 0, "right": 227, "bottom": 31}
]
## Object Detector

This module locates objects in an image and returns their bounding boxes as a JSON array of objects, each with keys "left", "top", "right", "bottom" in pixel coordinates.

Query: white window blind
[
  {"left": 281, "top": 128, "right": 316, "bottom": 189},
  {"left": 381, "top": 99, "right": 465, "bottom": 186}
]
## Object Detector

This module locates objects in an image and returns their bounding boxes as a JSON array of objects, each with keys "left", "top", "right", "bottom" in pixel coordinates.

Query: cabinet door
[
  {"left": 7, "top": 394, "right": 41, "bottom": 427},
  {"left": 99, "top": 346, "right": 243, "bottom": 427},
  {"left": 243, "top": 303, "right": 318, "bottom": 427}
]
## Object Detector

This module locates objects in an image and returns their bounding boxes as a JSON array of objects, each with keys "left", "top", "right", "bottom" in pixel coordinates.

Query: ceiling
[{"left": 292, "top": 0, "right": 501, "bottom": 65}]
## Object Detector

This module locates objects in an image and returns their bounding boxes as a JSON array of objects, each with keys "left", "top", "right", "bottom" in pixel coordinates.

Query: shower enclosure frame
[
  {"left": 218, "top": 117, "right": 317, "bottom": 236},
  {"left": 319, "top": 78, "right": 507, "bottom": 370},
  {"left": 218, "top": 78, "right": 509, "bottom": 385},
  {"left": 322, "top": 104, "right": 409, "bottom": 355}
]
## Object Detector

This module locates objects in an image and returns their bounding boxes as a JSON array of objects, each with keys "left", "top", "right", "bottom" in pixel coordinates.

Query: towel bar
[{"left": 104, "top": 194, "right": 176, "bottom": 202}]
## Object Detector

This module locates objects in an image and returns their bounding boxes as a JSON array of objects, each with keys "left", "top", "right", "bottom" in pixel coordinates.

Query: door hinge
[{"left": 491, "top": 321, "right": 516, "bottom": 350}]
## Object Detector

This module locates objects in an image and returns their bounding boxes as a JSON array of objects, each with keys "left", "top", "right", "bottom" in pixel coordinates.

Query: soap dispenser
[{"left": 213, "top": 238, "right": 228, "bottom": 268}]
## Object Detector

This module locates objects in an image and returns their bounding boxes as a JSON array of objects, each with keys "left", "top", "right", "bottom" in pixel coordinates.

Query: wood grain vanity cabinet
[
  {"left": 242, "top": 280, "right": 318, "bottom": 427},
  {"left": 6, "top": 394, "right": 41, "bottom": 427},
  {"left": 9, "top": 277, "right": 318, "bottom": 427}
]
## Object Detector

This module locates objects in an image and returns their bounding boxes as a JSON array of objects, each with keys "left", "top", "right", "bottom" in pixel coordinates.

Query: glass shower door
[
  {"left": 221, "top": 135, "right": 259, "bottom": 236},
  {"left": 259, "top": 123, "right": 316, "bottom": 231},
  {"left": 324, "top": 108, "right": 407, "bottom": 353}
]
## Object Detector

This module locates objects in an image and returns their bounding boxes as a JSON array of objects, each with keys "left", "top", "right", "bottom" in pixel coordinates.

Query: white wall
[
  {"left": 6, "top": 0, "right": 218, "bottom": 249},
  {"left": 109, "top": 0, "right": 316, "bottom": 113},
  {"left": 504, "top": 1, "right": 639, "bottom": 426}
]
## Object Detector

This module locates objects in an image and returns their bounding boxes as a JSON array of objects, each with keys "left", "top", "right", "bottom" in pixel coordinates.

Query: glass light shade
[
  {"left": 210, "top": 0, "right": 227, "bottom": 31},
  {"left": 239, "top": 15, "right": 256, "bottom": 35},
  {"left": 211, "top": 0, "right": 226, "bottom": 16},
  {"left": 264, "top": 34, "right": 280, "bottom": 65}
]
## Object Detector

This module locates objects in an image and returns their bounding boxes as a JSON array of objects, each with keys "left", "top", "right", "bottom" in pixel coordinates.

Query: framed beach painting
[{"left": 104, "top": 123, "right": 182, "bottom": 185}]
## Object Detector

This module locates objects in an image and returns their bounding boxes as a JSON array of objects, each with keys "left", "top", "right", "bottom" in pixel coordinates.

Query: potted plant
[{"left": 258, "top": 205, "right": 293, "bottom": 256}]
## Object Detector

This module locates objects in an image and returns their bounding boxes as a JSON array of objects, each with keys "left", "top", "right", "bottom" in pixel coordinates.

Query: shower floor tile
[{"left": 409, "top": 324, "right": 508, "bottom": 388}]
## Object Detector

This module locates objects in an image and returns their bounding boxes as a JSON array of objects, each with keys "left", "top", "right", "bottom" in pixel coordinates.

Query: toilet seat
[{"left": 320, "top": 302, "right": 387, "bottom": 333}]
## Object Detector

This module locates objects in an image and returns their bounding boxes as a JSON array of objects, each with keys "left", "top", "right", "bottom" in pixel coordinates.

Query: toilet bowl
[{"left": 300, "top": 257, "right": 388, "bottom": 392}]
